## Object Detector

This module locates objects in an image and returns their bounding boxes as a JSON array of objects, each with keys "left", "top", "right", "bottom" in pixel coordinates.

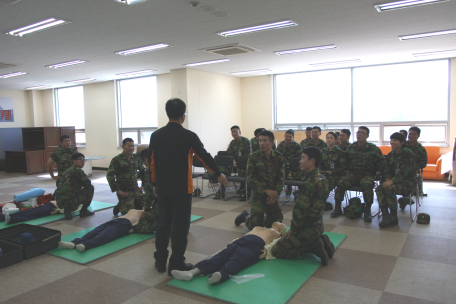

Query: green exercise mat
[
  {"left": 0, "top": 201, "right": 114, "bottom": 230},
  {"left": 47, "top": 215, "right": 203, "bottom": 264},
  {"left": 167, "top": 231, "right": 346, "bottom": 304}
]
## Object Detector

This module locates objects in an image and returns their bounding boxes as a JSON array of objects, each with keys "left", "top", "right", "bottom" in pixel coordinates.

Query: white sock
[
  {"left": 208, "top": 272, "right": 222, "bottom": 285},
  {"left": 58, "top": 241, "right": 75, "bottom": 249},
  {"left": 4, "top": 212, "right": 10, "bottom": 224},
  {"left": 171, "top": 268, "right": 201, "bottom": 281},
  {"left": 76, "top": 244, "right": 86, "bottom": 252}
]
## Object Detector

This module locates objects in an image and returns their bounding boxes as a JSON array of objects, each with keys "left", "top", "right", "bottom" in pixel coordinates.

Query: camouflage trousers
[
  {"left": 117, "top": 191, "right": 146, "bottom": 215},
  {"left": 271, "top": 226, "right": 323, "bottom": 258},
  {"left": 376, "top": 182, "right": 412, "bottom": 210},
  {"left": 245, "top": 193, "right": 283, "bottom": 230},
  {"left": 134, "top": 206, "right": 159, "bottom": 234},
  {"left": 320, "top": 171, "right": 341, "bottom": 199},
  {"left": 335, "top": 172, "right": 375, "bottom": 205},
  {"left": 56, "top": 185, "right": 94, "bottom": 211}
]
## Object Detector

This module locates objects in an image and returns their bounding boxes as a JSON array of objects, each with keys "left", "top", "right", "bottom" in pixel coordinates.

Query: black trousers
[{"left": 154, "top": 193, "right": 192, "bottom": 264}]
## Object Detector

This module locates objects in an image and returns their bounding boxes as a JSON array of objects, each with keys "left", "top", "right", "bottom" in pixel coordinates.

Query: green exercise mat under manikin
[
  {"left": 0, "top": 201, "right": 115, "bottom": 230},
  {"left": 47, "top": 215, "right": 203, "bottom": 264},
  {"left": 167, "top": 231, "right": 346, "bottom": 304}
]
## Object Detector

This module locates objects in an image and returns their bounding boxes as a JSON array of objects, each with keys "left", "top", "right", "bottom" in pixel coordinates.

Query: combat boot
[
  {"left": 398, "top": 197, "right": 406, "bottom": 210},
  {"left": 235, "top": 210, "right": 250, "bottom": 226},
  {"left": 331, "top": 201, "right": 343, "bottom": 218},
  {"left": 364, "top": 203, "right": 372, "bottom": 222},
  {"left": 320, "top": 234, "right": 335, "bottom": 258},
  {"left": 213, "top": 189, "right": 221, "bottom": 200},
  {"left": 64, "top": 208, "right": 72, "bottom": 220},
  {"left": 379, "top": 208, "right": 398, "bottom": 228},
  {"left": 113, "top": 204, "right": 120, "bottom": 216},
  {"left": 79, "top": 206, "right": 95, "bottom": 217},
  {"left": 238, "top": 193, "right": 246, "bottom": 201},
  {"left": 300, "top": 239, "right": 329, "bottom": 266}
]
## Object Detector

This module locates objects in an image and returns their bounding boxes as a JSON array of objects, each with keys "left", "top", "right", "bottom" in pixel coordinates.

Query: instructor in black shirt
[{"left": 149, "top": 98, "right": 228, "bottom": 275}]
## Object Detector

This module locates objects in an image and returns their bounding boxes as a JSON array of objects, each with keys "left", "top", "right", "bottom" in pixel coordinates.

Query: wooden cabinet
[{"left": 5, "top": 126, "right": 75, "bottom": 174}]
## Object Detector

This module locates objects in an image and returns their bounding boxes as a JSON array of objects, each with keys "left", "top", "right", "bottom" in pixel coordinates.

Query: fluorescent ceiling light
[
  {"left": 185, "top": 59, "right": 230, "bottom": 67},
  {"left": 375, "top": 0, "right": 449, "bottom": 12},
  {"left": 65, "top": 78, "right": 96, "bottom": 84},
  {"left": 46, "top": 60, "right": 87, "bottom": 69},
  {"left": 413, "top": 49, "right": 456, "bottom": 57},
  {"left": 399, "top": 28, "right": 456, "bottom": 40},
  {"left": 274, "top": 44, "right": 337, "bottom": 55},
  {"left": 6, "top": 18, "right": 70, "bottom": 37},
  {"left": 0, "top": 71, "right": 28, "bottom": 78},
  {"left": 218, "top": 20, "right": 297, "bottom": 37},
  {"left": 230, "top": 69, "right": 271, "bottom": 75},
  {"left": 116, "top": 69, "right": 156, "bottom": 77},
  {"left": 310, "top": 59, "right": 361, "bottom": 67},
  {"left": 115, "top": 0, "right": 146, "bottom": 4},
  {"left": 115, "top": 43, "right": 169, "bottom": 56},
  {"left": 25, "top": 85, "right": 50, "bottom": 90}
]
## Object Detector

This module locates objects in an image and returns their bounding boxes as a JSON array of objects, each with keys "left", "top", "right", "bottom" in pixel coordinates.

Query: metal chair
[
  {"left": 217, "top": 151, "right": 230, "bottom": 156},
  {"left": 192, "top": 155, "right": 206, "bottom": 197},
  {"left": 281, "top": 157, "right": 302, "bottom": 205},
  {"left": 213, "top": 155, "right": 239, "bottom": 200},
  {"left": 344, "top": 175, "right": 382, "bottom": 216},
  {"left": 226, "top": 156, "right": 249, "bottom": 202},
  {"left": 406, "top": 174, "right": 424, "bottom": 222}
]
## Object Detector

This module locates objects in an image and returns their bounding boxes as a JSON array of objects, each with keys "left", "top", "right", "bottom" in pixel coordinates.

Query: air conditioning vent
[
  {"left": 0, "top": 0, "right": 22, "bottom": 4},
  {"left": 202, "top": 43, "right": 260, "bottom": 56},
  {"left": 0, "top": 63, "right": 16, "bottom": 69}
]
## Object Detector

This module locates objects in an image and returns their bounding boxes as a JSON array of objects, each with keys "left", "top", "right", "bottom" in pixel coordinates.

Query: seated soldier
[
  {"left": 271, "top": 147, "right": 334, "bottom": 266},
  {"left": 54, "top": 153, "right": 95, "bottom": 220},
  {"left": 399, "top": 129, "right": 408, "bottom": 139},
  {"left": 306, "top": 126, "right": 328, "bottom": 151},
  {"left": 251, "top": 128, "right": 265, "bottom": 153},
  {"left": 300, "top": 127, "right": 313, "bottom": 149},
  {"left": 171, "top": 222, "right": 286, "bottom": 284},
  {"left": 338, "top": 129, "right": 351, "bottom": 152},
  {"left": 58, "top": 206, "right": 159, "bottom": 252},
  {"left": 334, "top": 132, "right": 341, "bottom": 146},
  {"left": 376, "top": 132, "right": 416, "bottom": 228},
  {"left": 1, "top": 201, "right": 58, "bottom": 224},
  {"left": 277, "top": 129, "right": 302, "bottom": 195},
  {"left": 320, "top": 132, "right": 346, "bottom": 206},
  {"left": 107, "top": 138, "right": 146, "bottom": 215}
]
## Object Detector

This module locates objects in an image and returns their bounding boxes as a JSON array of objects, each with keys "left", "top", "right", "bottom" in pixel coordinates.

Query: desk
[{"left": 82, "top": 156, "right": 106, "bottom": 177}]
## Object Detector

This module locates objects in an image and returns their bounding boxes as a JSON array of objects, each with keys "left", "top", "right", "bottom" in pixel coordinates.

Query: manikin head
[{"left": 271, "top": 222, "right": 287, "bottom": 234}]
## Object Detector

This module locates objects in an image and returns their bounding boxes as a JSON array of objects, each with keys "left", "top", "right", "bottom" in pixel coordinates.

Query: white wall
[
  {"left": 157, "top": 73, "right": 171, "bottom": 128},
  {"left": 41, "top": 89, "right": 55, "bottom": 127},
  {"left": 0, "top": 90, "right": 31, "bottom": 128}
]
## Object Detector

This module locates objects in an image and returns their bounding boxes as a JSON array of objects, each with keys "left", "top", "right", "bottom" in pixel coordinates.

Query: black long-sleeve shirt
[{"left": 149, "top": 122, "right": 221, "bottom": 195}]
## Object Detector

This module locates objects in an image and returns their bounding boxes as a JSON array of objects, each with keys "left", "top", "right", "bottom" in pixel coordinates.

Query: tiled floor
[{"left": 0, "top": 170, "right": 454, "bottom": 304}]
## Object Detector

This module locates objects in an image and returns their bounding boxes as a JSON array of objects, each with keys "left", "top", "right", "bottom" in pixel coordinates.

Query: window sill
[{"left": 76, "top": 144, "right": 86, "bottom": 148}]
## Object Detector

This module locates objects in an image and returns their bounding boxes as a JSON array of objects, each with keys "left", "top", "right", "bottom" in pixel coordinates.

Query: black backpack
[{"left": 343, "top": 197, "right": 364, "bottom": 219}]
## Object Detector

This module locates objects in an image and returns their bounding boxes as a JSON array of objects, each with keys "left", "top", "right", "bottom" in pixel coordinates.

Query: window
[
  {"left": 274, "top": 59, "right": 450, "bottom": 145},
  {"left": 117, "top": 76, "right": 158, "bottom": 145},
  {"left": 55, "top": 86, "right": 85, "bottom": 145}
]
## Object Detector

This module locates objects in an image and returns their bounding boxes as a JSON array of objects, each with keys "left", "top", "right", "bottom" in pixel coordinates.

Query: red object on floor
[{"left": 37, "top": 194, "right": 53, "bottom": 206}]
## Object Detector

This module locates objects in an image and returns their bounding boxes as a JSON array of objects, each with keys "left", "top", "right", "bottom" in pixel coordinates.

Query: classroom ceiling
[{"left": 0, "top": 0, "right": 455, "bottom": 90}]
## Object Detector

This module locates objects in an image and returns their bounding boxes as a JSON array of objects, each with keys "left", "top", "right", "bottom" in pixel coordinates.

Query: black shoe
[
  {"left": 168, "top": 262, "right": 193, "bottom": 276},
  {"left": 379, "top": 215, "right": 398, "bottom": 228},
  {"left": 238, "top": 193, "right": 246, "bottom": 201},
  {"left": 300, "top": 239, "right": 329, "bottom": 266},
  {"left": 320, "top": 234, "right": 335, "bottom": 258},
  {"left": 324, "top": 202, "right": 333, "bottom": 211},
  {"left": 155, "top": 260, "right": 167, "bottom": 273},
  {"left": 331, "top": 208, "right": 342, "bottom": 218},
  {"left": 235, "top": 210, "right": 249, "bottom": 226},
  {"left": 398, "top": 198, "right": 406, "bottom": 210},
  {"left": 80, "top": 208, "right": 95, "bottom": 217},
  {"left": 363, "top": 204, "right": 372, "bottom": 222},
  {"left": 113, "top": 205, "right": 120, "bottom": 216},
  {"left": 64, "top": 208, "right": 72, "bottom": 220}
]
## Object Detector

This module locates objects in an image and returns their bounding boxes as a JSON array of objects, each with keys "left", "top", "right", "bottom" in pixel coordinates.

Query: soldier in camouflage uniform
[
  {"left": 333, "top": 126, "right": 384, "bottom": 222},
  {"left": 235, "top": 130, "right": 285, "bottom": 230},
  {"left": 321, "top": 132, "right": 346, "bottom": 201},
  {"left": 271, "top": 147, "right": 331, "bottom": 265},
  {"left": 338, "top": 129, "right": 351, "bottom": 152},
  {"left": 251, "top": 128, "right": 276, "bottom": 153},
  {"left": 47, "top": 135, "right": 78, "bottom": 188},
  {"left": 213, "top": 125, "right": 251, "bottom": 200},
  {"left": 376, "top": 133, "right": 416, "bottom": 228},
  {"left": 54, "top": 153, "right": 95, "bottom": 220},
  {"left": 277, "top": 129, "right": 302, "bottom": 194},
  {"left": 305, "top": 126, "right": 328, "bottom": 151},
  {"left": 107, "top": 138, "right": 146, "bottom": 216},
  {"left": 300, "top": 127, "right": 313, "bottom": 149}
]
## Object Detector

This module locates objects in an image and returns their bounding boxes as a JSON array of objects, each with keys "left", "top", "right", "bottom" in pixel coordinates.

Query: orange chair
[
  {"left": 378, "top": 145, "right": 392, "bottom": 155},
  {"left": 423, "top": 146, "right": 444, "bottom": 180}
]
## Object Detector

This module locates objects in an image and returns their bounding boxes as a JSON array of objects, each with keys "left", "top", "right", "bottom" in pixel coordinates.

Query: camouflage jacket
[
  {"left": 321, "top": 146, "right": 346, "bottom": 175},
  {"left": 384, "top": 148, "right": 416, "bottom": 186},
  {"left": 251, "top": 137, "right": 276, "bottom": 153},
  {"left": 56, "top": 165, "right": 92, "bottom": 198},
  {"left": 50, "top": 147, "right": 78, "bottom": 176},
  {"left": 277, "top": 140, "right": 302, "bottom": 163},
  {"left": 143, "top": 165, "right": 155, "bottom": 209},
  {"left": 338, "top": 142, "right": 351, "bottom": 152},
  {"left": 299, "top": 138, "right": 312, "bottom": 149},
  {"left": 228, "top": 136, "right": 251, "bottom": 161},
  {"left": 405, "top": 141, "right": 428, "bottom": 171},
  {"left": 291, "top": 168, "right": 328, "bottom": 234},
  {"left": 106, "top": 152, "right": 145, "bottom": 193},
  {"left": 305, "top": 139, "right": 328, "bottom": 151},
  {"left": 247, "top": 149, "right": 285, "bottom": 199},
  {"left": 346, "top": 142, "right": 384, "bottom": 174}
]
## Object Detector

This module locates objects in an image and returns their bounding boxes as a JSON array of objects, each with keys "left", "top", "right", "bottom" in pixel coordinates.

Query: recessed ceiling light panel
[
  {"left": 184, "top": 59, "right": 230, "bottom": 67},
  {"left": 230, "top": 69, "right": 271, "bottom": 75},
  {"left": 413, "top": 49, "right": 456, "bottom": 57},
  {"left": 115, "top": 0, "right": 146, "bottom": 5},
  {"left": 274, "top": 44, "right": 337, "bottom": 55},
  {"left": 310, "top": 59, "right": 361, "bottom": 67},
  {"left": 46, "top": 60, "right": 87, "bottom": 69},
  {"left": 115, "top": 43, "right": 170, "bottom": 56},
  {"left": 0, "top": 71, "right": 28, "bottom": 78},
  {"left": 116, "top": 69, "right": 156, "bottom": 77},
  {"left": 375, "top": 0, "right": 450, "bottom": 12},
  {"left": 25, "top": 85, "right": 50, "bottom": 90},
  {"left": 6, "top": 18, "right": 70, "bottom": 37},
  {"left": 218, "top": 20, "right": 297, "bottom": 37},
  {"left": 399, "top": 28, "right": 456, "bottom": 40},
  {"left": 65, "top": 78, "right": 96, "bottom": 84}
]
